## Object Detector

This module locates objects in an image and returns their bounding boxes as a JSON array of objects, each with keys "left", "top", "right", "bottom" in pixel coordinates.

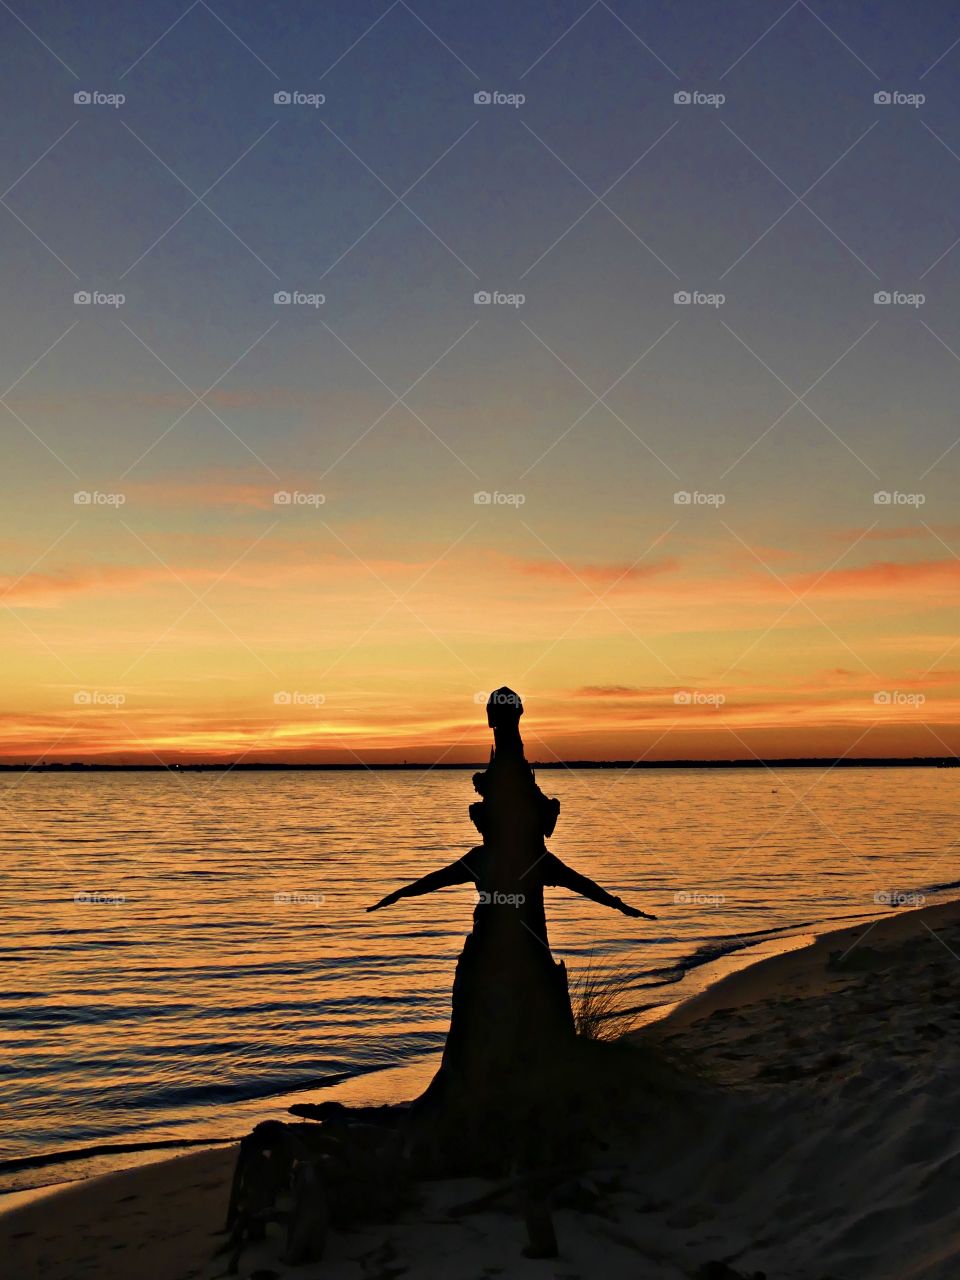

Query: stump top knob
[{"left": 486, "top": 687, "right": 522, "bottom": 728}]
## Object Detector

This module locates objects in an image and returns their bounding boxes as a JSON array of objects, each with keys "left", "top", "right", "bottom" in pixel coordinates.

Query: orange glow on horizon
[{"left": 3, "top": 486, "right": 959, "bottom": 765}]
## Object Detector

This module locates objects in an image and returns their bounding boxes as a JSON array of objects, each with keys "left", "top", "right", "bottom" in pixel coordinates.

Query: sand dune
[{"left": 5, "top": 900, "right": 960, "bottom": 1279}]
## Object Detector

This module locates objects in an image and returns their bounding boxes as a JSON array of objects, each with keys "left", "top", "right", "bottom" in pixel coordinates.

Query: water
[{"left": 2, "top": 766, "right": 958, "bottom": 1190}]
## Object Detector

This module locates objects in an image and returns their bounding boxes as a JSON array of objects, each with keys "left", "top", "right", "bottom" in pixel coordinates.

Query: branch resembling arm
[
  {"left": 542, "top": 853, "right": 657, "bottom": 919},
  {"left": 366, "top": 853, "right": 477, "bottom": 912}
]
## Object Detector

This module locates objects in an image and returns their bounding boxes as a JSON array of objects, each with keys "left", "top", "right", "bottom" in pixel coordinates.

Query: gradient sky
[{"left": 2, "top": 0, "right": 960, "bottom": 763}]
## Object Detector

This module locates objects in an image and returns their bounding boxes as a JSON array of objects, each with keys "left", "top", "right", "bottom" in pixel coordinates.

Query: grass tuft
[{"left": 571, "top": 961, "right": 644, "bottom": 1042}]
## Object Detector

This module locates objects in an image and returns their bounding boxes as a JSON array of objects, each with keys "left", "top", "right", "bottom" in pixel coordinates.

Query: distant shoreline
[{"left": 0, "top": 756, "right": 957, "bottom": 772}]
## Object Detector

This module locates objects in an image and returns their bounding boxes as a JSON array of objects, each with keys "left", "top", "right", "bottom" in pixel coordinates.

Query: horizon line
[{"left": 1, "top": 755, "right": 958, "bottom": 772}]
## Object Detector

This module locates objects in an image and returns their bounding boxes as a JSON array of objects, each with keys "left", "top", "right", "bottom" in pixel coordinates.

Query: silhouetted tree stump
[
  {"left": 368, "top": 688, "right": 654, "bottom": 1176},
  {"left": 224, "top": 688, "right": 659, "bottom": 1268}
]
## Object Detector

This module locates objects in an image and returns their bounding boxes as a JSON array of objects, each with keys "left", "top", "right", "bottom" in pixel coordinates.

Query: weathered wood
[
  {"left": 402, "top": 689, "right": 650, "bottom": 1177},
  {"left": 222, "top": 688, "right": 658, "bottom": 1266}
]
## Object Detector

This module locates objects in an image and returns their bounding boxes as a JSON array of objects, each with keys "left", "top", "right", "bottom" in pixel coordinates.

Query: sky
[{"left": 2, "top": 0, "right": 960, "bottom": 763}]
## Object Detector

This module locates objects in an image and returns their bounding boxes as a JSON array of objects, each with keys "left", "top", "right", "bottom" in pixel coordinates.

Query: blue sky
[{"left": 3, "top": 1, "right": 960, "bottom": 761}]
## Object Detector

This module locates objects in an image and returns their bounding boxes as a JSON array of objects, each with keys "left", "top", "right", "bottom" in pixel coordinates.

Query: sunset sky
[{"left": 2, "top": 0, "right": 960, "bottom": 763}]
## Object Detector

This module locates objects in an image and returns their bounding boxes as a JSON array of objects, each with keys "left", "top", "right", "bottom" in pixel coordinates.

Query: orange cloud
[
  {"left": 513, "top": 556, "right": 680, "bottom": 587},
  {"left": 0, "top": 564, "right": 199, "bottom": 607},
  {"left": 790, "top": 558, "right": 960, "bottom": 597}
]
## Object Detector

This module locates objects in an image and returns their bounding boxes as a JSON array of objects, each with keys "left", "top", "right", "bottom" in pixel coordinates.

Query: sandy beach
[{"left": 4, "top": 899, "right": 960, "bottom": 1280}]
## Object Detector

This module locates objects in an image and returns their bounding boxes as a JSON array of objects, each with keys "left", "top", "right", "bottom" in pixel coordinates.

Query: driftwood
[{"left": 217, "top": 1117, "right": 411, "bottom": 1274}]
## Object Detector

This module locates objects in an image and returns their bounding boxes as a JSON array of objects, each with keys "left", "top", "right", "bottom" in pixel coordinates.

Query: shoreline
[
  {"left": 5, "top": 896, "right": 960, "bottom": 1277},
  {"left": 652, "top": 893, "right": 960, "bottom": 1029},
  {"left": 1, "top": 898, "right": 944, "bottom": 1181},
  {"left": 1, "top": 894, "right": 944, "bottom": 1204},
  {"left": 0, "top": 1055, "right": 442, "bottom": 1200},
  {"left": 0, "top": 900, "right": 896, "bottom": 1199}
]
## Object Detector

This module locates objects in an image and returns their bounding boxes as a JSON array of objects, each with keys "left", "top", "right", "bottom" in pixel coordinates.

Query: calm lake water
[{"left": 2, "top": 766, "right": 958, "bottom": 1190}]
